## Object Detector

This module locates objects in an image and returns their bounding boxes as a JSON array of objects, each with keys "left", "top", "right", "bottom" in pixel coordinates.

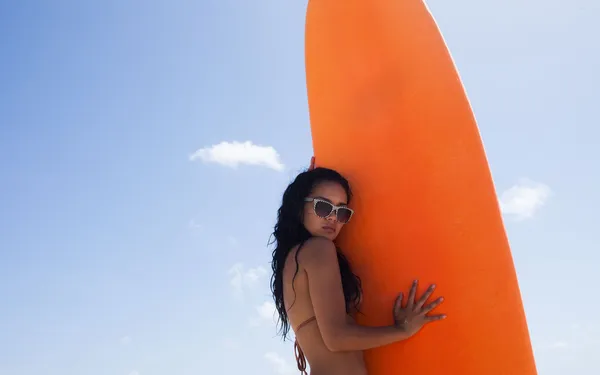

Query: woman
[{"left": 269, "top": 166, "right": 446, "bottom": 375}]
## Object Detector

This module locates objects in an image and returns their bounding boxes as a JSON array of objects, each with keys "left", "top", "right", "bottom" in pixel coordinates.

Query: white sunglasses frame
[{"left": 304, "top": 197, "right": 354, "bottom": 223}]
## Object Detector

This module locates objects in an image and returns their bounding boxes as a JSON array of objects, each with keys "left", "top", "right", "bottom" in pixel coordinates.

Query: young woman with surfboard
[
  {"left": 269, "top": 0, "right": 538, "bottom": 373},
  {"left": 269, "top": 166, "right": 446, "bottom": 375}
]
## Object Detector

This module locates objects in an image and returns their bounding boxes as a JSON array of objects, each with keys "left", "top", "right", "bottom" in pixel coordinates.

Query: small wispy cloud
[
  {"left": 228, "top": 263, "right": 268, "bottom": 300},
  {"left": 249, "top": 300, "right": 278, "bottom": 327},
  {"left": 264, "top": 352, "right": 295, "bottom": 375},
  {"left": 120, "top": 336, "right": 132, "bottom": 345},
  {"left": 256, "top": 301, "right": 277, "bottom": 322},
  {"left": 128, "top": 371, "right": 140, "bottom": 375},
  {"left": 499, "top": 179, "right": 552, "bottom": 220},
  {"left": 534, "top": 321, "right": 600, "bottom": 358},
  {"left": 188, "top": 219, "right": 203, "bottom": 230},
  {"left": 189, "top": 141, "right": 284, "bottom": 171}
]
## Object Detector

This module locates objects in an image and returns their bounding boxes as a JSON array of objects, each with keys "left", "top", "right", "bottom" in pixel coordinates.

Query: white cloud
[
  {"left": 244, "top": 266, "right": 268, "bottom": 283},
  {"left": 256, "top": 301, "right": 277, "bottom": 323},
  {"left": 264, "top": 352, "right": 296, "bottom": 375},
  {"left": 120, "top": 336, "right": 132, "bottom": 345},
  {"left": 499, "top": 179, "right": 552, "bottom": 220},
  {"left": 228, "top": 263, "right": 268, "bottom": 299},
  {"left": 128, "top": 371, "right": 139, "bottom": 375},
  {"left": 189, "top": 141, "right": 284, "bottom": 171},
  {"left": 249, "top": 300, "right": 278, "bottom": 327}
]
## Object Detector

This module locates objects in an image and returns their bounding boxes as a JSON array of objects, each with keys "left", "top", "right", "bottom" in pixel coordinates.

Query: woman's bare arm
[{"left": 298, "top": 237, "right": 411, "bottom": 352}]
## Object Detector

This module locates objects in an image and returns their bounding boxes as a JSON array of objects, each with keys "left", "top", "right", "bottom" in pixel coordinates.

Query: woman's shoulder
[{"left": 295, "top": 236, "right": 338, "bottom": 265}]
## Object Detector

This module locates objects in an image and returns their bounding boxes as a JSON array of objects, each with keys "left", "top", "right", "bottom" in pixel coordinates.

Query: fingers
[
  {"left": 309, "top": 156, "right": 316, "bottom": 171},
  {"left": 406, "top": 280, "right": 418, "bottom": 309},
  {"left": 421, "top": 296, "right": 444, "bottom": 315},
  {"left": 424, "top": 314, "right": 447, "bottom": 322},
  {"left": 394, "top": 292, "right": 404, "bottom": 313},
  {"left": 414, "top": 284, "right": 436, "bottom": 310},
  {"left": 396, "top": 292, "right": 404, "bottom": 309}
]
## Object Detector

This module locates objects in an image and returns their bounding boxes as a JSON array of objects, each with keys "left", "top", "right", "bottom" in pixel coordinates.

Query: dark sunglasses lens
[
  {"left": 314, "top": 201, "right": 333, "bottom": 217},
  {"left": 336, "top": 208, "right": 352, "bottom": 223}
]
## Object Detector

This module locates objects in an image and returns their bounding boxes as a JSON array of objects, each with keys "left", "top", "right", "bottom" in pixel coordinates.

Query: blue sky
[{"left": 0, "top": 1, "right": 598, "bottom": 374}]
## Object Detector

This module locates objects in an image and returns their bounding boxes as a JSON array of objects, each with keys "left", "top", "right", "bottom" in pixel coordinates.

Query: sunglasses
[{"left": 304, "top": 197, "right": 354, "bottom": 224}]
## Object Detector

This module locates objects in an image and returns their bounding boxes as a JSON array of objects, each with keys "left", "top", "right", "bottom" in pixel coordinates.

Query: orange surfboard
[{"left": 305, "top": 1, "right": 538, "bottom": 374}]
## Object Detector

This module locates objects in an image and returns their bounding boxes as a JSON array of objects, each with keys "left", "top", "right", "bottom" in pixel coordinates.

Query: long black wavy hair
[{"left": 269, "top": 166, "right": 362, "bottom": 341}]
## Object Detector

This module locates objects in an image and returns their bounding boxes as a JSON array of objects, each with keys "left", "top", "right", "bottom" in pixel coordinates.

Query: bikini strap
[
  {"left": 295, "top": 316, "right": 316, "bottom": 332},
  {"left": 291, "top": 239, "right": 312, "bottom": 374},
  {"left": 293, "top": 316, "right": 316, "bottom": 374},
  {"left": 294, "top": 339, "right": 308, "bottom": 375}
]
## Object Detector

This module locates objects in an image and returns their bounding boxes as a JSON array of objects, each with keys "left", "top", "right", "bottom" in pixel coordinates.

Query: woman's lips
[{"left": 322, "top": 225, "right": 335, "bottom": 233}]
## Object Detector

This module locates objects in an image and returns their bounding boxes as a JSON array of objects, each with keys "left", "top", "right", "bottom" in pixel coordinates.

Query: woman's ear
[{"left": 309, "top": 156, "right": 315, "bottom": 171}]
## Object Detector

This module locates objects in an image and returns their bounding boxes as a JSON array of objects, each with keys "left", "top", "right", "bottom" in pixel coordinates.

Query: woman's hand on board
[{"left": 393, "top": 280, "right": 446, "bottom": 337}]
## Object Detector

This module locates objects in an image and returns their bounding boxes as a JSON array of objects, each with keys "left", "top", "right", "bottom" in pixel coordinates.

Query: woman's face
[{"left": 302, "top": 181, "right": 353, "bottom": 241}]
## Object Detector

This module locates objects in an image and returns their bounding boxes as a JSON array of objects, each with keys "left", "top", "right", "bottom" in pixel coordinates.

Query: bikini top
[
  {"left": 288, "top": 240, "right": 313, "bottom": 373},
  {"left": 293, "top": 316, "right": 317, "bottom": 375},
  {"left": 290, "top": 240, "right": 357, "bottom": 373}
]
